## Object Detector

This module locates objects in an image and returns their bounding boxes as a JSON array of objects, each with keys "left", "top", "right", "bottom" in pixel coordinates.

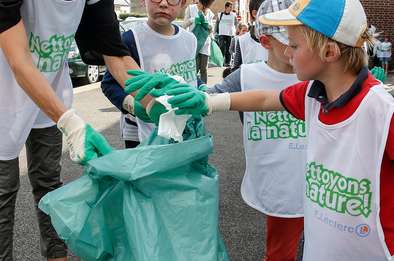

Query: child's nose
[{"left": 159, "top": 0, "right": 169, "bottom": 6}]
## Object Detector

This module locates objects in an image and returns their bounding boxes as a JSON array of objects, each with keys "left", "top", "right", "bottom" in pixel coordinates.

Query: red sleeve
[
  {"left": 279, "top": 81, "right": 309, "bottom": 120},
  {"left": 386, "top": 115, "right": 394, "bottom": 161}
]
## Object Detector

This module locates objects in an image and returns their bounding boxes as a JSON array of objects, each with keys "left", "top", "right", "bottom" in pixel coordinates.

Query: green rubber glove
[
  {"left": 370, "top": 66, "right": 386, "bottom": 83},
  {"left": 146, "top": 101, "right": 169, "bottom": 125},
  {"left": 133, "top": 101, "right": 153, "bottom": 123},
  {"left": 167, "top": 86, "right": 209, "bottom": 116},
  {"left": 124, "top": 70, "right": 185, "bottom": 122},
  {"left": 144, "top": 83, "right": 198, "bottom": 124},
  {"left": 57, "top": 109, "right": 113, "bottom": 165},
  {"left": 125, "top": 70, "right": 181, "bottom": 100},
  {"left": 197, "top": 84, "right": 209, "bottom": 92}
]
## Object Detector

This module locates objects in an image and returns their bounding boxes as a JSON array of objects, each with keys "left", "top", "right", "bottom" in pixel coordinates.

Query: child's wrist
[{"left": 206, "top": 92, "right": 231, "bottom": 114}]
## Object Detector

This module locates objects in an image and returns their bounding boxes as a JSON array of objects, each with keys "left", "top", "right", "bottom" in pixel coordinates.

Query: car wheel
[{"left": 86, "top": 65, "right": 99, "bottom": 84}]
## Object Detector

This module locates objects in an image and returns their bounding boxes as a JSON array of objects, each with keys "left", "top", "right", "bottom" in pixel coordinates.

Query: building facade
[{"left": 361, "top": 0, "right": 394, "bottom": 68}]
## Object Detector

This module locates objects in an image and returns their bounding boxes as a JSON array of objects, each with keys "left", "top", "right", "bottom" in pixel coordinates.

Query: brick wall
[
  {"left": 361, "top": 0, "right": 394, "bottom": 68},
  {"left": 361, "top": 0, "right": 394, "bottom": 43}
]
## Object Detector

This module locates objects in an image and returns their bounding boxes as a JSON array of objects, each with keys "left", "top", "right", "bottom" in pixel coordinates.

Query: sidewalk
[{"left": 386, "top": 73, "right": 394, "bottom": 86}]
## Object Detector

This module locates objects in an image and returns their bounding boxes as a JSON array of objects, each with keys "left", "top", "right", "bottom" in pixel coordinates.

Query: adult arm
[
  {"left": 75, "top": 0, "right": 139, "bottom": 88},
  {"left": 101, "top": 30, "right": 140, "bottom": 114},
  {"left": 0, "top": 19, "right": 66, "bottom": 122},
  {"left": 0, "top": 4, "right": 112, "bottom": 163}
]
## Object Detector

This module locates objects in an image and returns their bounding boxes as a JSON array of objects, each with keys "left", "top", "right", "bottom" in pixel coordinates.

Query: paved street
[{"left": 13, "top": 67, "right": 268, "bottom": 261}]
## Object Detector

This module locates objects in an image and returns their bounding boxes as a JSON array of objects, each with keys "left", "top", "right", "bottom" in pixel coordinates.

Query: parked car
[
  {"left": 120, "top": 17, "right": 148, "bottom": 31},
  {"left": 67, "top": 41, "right": 107, "bottom": 84},
  {"left": 68, "top": 23, "right": 127, "bottom": 84}
]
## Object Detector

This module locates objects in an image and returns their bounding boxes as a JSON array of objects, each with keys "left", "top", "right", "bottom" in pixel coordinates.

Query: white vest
[
  {"left": 238, "top": 32, "right": 268, "bottom": 64},
  {"left": 130, "top": 23, "right": 197, "bottom": 142},
  {"left": 218, "top": 12, "right": 236, "bottom": 36},
  {"left": 187, "top": 5, "right": 214, "bottom": 56},
  {"left": 0, "top": 0, "right": 85, "bottom": 160},
  {"left": 240, "top": 62, "right": 306, "bottom": 217},
  {"left": 303, "top": 83, "right": 394, "bottom": 261}
]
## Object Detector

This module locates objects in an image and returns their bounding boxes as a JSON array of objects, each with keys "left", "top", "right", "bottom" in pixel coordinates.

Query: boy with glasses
[{"left": 101, "top": 0, "right": 198, "bottom": 144}]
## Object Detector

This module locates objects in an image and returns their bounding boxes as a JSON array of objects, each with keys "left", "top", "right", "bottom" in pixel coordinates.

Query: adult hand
[{"left": 57, "top": 109, "right": 113, "bottom": 165}]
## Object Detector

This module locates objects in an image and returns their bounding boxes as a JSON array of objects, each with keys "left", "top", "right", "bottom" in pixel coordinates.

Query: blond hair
[{"left": 296, "top": 26, "right": 370, "bottom": 73}]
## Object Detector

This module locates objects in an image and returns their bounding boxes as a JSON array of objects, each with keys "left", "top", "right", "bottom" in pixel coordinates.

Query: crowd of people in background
[
  {"left": 183, "top": 2, "right": 392, "bottom": 83},
  {"left": 363, "top": 25, "right": 392, "bottom": 75}
]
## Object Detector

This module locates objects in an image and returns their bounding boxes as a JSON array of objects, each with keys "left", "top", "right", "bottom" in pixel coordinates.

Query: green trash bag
[
  {"left": 209, "top": 40, "right": 224, "bottom": 67},
  {"left": 192, "top": 11, "right": 210, "bottom": 54},
  {"left": 39, "top": 117, "right": 229, "bottom": 261}
]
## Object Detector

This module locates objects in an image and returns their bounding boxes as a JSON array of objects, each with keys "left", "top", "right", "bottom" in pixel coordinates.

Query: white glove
[
  {"left": 122, "top": 95, "right": 135, "bottom": 114},
  {"left": 57, "top": 109, "right": 113, "bottom": 164}
]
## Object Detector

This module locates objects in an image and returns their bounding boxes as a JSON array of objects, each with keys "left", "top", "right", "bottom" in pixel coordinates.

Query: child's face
[
  {"left": 285, "top": 26, "right": 325, "bottom": 81},
  {"left": 145, "top": 0, "right": 185, "bottom": 27},
  {"left": 239, "top": 26, "right": 248, "bottom": 36},
  {"left": 268, "top": 36, "right": 292, "bottom": 67}
]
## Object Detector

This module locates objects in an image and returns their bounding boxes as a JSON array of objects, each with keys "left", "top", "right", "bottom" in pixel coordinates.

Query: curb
[{"left": 73, "top": 82, "right": 100, "bottom": 94}]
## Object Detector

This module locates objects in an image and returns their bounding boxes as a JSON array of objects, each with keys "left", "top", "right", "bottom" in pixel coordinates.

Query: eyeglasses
[{"left": 151, "top": 0, "right": 181, "bottom": 6}]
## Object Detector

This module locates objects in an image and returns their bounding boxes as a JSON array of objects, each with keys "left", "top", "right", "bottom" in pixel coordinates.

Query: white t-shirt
[
  {"left": 377, "top": 41, "right": 392, "bottom": 58},
  {"left": 218, "top": 12, "right": 236, "bottom": 36}
]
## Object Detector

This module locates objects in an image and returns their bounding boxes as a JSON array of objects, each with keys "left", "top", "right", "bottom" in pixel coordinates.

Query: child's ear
[
  {"left": 259, "top": 35, "right": 272, "bottom": 49},
  {"left": 324, "top": 42, "right": 341, "bottom": 63}
]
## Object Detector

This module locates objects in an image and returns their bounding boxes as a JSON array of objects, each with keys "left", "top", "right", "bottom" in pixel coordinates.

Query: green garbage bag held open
[
  {"left": 192, "top": 11, "right": 210, "bottom": 54},
  {"left": 39, "top": 117, "right": 229, "bottom": 261}
]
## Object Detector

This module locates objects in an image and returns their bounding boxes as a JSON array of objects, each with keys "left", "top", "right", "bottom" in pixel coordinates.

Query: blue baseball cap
[{"left": 259, "top": 0, "right": 368, "bottom": 47}]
